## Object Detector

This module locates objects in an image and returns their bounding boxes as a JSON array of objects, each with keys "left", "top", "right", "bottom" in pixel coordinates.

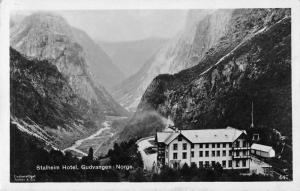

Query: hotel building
[{"left": 155, "top": 127, "right": 250, "bottom": 171}]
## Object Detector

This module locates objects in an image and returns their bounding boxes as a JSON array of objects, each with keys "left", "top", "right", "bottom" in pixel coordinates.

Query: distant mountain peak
[
  {"left": 111, "top": 9, "right": 232, "bottom": 111},
  {"left": 10, "top": 12, "right": 128, "bottom": 116}
]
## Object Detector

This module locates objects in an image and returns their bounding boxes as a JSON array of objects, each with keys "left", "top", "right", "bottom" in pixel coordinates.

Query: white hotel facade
[{"left": 155, "top": 127, "right": 251, "bottom": 171}]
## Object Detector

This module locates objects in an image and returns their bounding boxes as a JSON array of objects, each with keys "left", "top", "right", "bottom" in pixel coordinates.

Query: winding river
[{"left": 62, "top": 120, "right": 113, "bottom": 157}]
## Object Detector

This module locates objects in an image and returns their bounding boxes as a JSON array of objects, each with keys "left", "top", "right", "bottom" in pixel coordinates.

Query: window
[
  {"left": 212, "top": 151, "right": 215, "bottom": 157},
  {"left": 236, "top": 151, "right": 240, "bottom": 156},
  {"left": 229, "top": 143, "right": 232, "bottom": 148},
  {"left": 217, "top": 143, "right": 220, "bottom": 148},
  {"left": 173, "top": 143, "right": 178, "bottom": 150},
  {"left": 229, "top": 160, "right": 232, "bottom": 167},
  {"left": 243, "top": 150, "right": 247, "bottom": 156},
  {"left": 191, "top": 144, "right": 194, "bottom": 149},
  {"left": 212, "top": 143, "right": 215, "bottom": 148},
  {"left": 191, "top": 151, "right": 194, "bottom": 158},
  {"left": 229, "top": 150, "right": 232, "bottom": 156},
  {"left": 243, "top": 160, "right": 246, "bottom": 167},
  {"left": 236, "top": 141, "right": 240, "bottom": 147},
  {"left": 173, "top": 153, "right": 177, "bottom": 159},
  {"left": 212, "top": 161, "right": 216, "bottom": 166},
  {"left": 199, "top": 161, "right": 203, "bottom": 167},
  {"left": 182, "top": 152, "right": 187, "bottom": 159},
  {"left": 223, "top": 150, "right": 226, "bottom": 157},
  {"left": 253, "top": 134, "right": 260, "bottom": 141},
  {"left": 243, "top": 141, "right": 247, "bottom": 147},
  {"left": 199, "top": 151, "right": 203, "bottom": 157},
  {"left": 217, "top": 150, "right": 220, "bottom": 157},
  {"left": 222, "top": 160, "right": 226, "bottom": 167},
  {"left": 206, "top": 143, "right": 209, "bottom": 148},
  {"left": 178, "top": 136, "right": 182, "bottom": 141},
  {"left": 223, "top": 143, "right": 227, "bottom": 148},
  {"left": 236, "top": 160, "right": 240, "bottom": 167},
  {"left": 205, "top": 161, "right": 209, "bottom": 167},
  {"left": 263, "top": 168, "right": 270, "bottom": 174},
  {"left": 205, "top": 151, "right": 209, "bottom": 157},
  {"left": 200, "top": 143, "right": 203, "bottom": 148},
  {"left": 183, "top": 143, "right": 187, "bottom": 150}
]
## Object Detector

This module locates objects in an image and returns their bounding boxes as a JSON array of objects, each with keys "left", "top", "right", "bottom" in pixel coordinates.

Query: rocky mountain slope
[
  {"left": 138, "top": 9, "right": 291, "bottom": 138},
  {"left": 10, "top": 12, "right": 127, "bottom": 116},
  {"left": 72, "top": 27, "right": 124, "bottom": 88},
  {"left": 99, "top": 38, "right": 167, "bottom": 79},
  {"left": 10, "top": 48, "right": 101, "bottom": 148},
  {"left": 10, "top": 12, "right": 129, "bottom": 149},
  {"left": 111, "top": 10, "right": 234, "bottom": 111}
]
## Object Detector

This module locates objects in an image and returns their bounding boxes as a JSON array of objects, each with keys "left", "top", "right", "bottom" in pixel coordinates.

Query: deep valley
[{"left": 9, "top": 8, "right": 293, "bottom": 182}]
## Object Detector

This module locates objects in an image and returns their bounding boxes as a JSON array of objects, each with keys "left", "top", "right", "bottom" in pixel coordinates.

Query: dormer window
[
  {"left": 178, "top": 136, "right": 182, "bottom": 141},
  {"left": 253, "top": 133, "right": 260, "bottom": 141}
]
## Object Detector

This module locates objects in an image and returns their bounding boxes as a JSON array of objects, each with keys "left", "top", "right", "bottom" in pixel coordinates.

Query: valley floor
[{"left": 62, "top": 116, "right": 127, "bottom": 157}]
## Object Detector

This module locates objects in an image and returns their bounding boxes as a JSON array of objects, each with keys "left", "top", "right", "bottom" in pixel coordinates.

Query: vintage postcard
[{"left": 1, "top": 0, "right": 300, "bottom": 190}]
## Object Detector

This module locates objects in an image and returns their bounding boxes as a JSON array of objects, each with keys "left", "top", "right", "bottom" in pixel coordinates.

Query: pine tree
[{"left": 88, "top": 147, "right": 94, "bottom": 160}]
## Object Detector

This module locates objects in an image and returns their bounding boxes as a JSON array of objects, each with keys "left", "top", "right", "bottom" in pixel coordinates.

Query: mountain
[
  {"left": 10, "top": 13, "right": 124, "bottom": 89},
  {"left": 10, "top": 12, "right": 129, "bottom": 148},
  {"left": 99, "top": 38, "right": 167, "bottom": 79},
  {"left": 137, "top": 9, "right": 291, "bottom": 138},
  {"left": 111, "top": 10, "right": 234, "bottom": 111},
  {"left": 10, "top": 12, "right": 127, "bottom": 116},
  {"left": 72, "top": 27, "right": 125, "bottom": 88},
  {"left": 10, "top": 48, "right": 100, "bottom": 148}
]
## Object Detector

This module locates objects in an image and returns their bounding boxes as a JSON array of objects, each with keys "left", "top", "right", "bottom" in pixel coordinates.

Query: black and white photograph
[{"left": 1, "top": 0, "right": 300, "bottom": 190}]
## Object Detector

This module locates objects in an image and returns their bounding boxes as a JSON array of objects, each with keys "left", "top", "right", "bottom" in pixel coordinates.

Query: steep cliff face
[
  {"left": 112, "top": 10, "right": 234, "bottom": 111},
  {"left": 138, "top": 9, "right": 291, "bottom": 138},
  {"left": 72, "top": 27, "right": 124, "bottom": 87},
  {"left": 10, "top": 48, "right": 100, "bottom": 148},
  {"left": 10, "top": 12, "right": 127, "bottom": 116}
]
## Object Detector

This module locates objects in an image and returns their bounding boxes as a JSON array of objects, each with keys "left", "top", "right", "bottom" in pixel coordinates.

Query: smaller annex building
[
  {"left": 155, "top": 127, "right": 251, "bottom": 171},
  {"left": 250, "top": 143, "right": 275, "bottom": 158}
]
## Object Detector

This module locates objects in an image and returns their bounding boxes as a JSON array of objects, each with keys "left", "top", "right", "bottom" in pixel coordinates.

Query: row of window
[
  {"left": 198, "top": 160, "right": 231, "bottom": 168},
  {"left": 234, "top": 140, "right": 248, "bottom": 148},
  {"left": 173, "top": 143, "right": 187, "bottom": 150},
  {"left": 197, "top": 150, "right": 232, "bottom": 157},
  {"left": 197, "top": 159, "right": 247, "bottom": 168},
  {"left": 172, "top": 150, "right": 249, "bottom": 159},
  {"left": 172, "top": 142, "right": 249, "bottom": 151},
  {"left": 173, "top": 150, "right": 232, "bottom": 159},
  {"left": 173, "top": 152, "right": 186, "bottom": 159},
  {"left": 172, "top": 142, "right": 238, "bottom": 150},
  {"left": 234, "top": 150, "right": 249, "bottom": 157}
]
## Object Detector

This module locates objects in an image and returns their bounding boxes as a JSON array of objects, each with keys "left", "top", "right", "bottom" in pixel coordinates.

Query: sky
[
  {"left": 11, "top": 10, "right": 187, "bottom": 42},
  {"left": 58, "top": 10, "right": 187, "bottom": 42}
]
